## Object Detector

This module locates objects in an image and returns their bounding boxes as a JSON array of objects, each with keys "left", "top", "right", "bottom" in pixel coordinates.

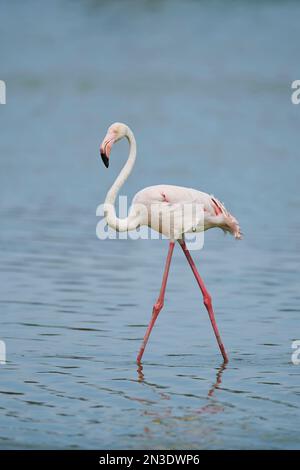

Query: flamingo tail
[{"left": 211, "top": 196, "right": 242, "bottom": 240}]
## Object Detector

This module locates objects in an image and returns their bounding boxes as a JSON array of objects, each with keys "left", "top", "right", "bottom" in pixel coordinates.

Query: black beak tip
[{"left": 100, "top": 152, "right": 109, "bottom": 168}]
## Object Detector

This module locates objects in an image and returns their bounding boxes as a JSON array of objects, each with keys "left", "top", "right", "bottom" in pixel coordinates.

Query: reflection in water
[
  {"left": 207, "top": 362, "right": 227, "bottom": 398},
  {"left": 137, "top": 362, "right": 226, "bottom": 400},
  {"left": 136, "top": 361, "right": 226, "bottom": 427},
  {"left": 137, "top": 363, "right": 145, "bottom": 383}
]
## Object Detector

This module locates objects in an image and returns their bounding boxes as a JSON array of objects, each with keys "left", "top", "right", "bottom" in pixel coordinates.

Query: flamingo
[{"left": 100, "top": 122, "right": 242, "bottom": 364}]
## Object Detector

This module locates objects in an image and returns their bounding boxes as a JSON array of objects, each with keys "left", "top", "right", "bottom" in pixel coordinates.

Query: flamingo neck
[{"left": 104, "top": 127, "right": 139, "bottom": 232}]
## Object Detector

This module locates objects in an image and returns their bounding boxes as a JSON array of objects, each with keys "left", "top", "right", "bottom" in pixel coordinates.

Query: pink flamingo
[{"left": 100, "top": 123, "right": 242, "bottom": 364}]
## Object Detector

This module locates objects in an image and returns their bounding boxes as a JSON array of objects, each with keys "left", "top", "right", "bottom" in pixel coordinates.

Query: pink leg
[
  {"left": 179, "top": 240, "right": 228, "bottom": 363},
  {"left": 137, "top": 241, "right": 175, "bottom": 363}
]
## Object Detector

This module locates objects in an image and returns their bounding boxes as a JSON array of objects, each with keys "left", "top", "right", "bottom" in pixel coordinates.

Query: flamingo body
[{"left": 132, "top": 184, "right": 241, "bottom": 239}]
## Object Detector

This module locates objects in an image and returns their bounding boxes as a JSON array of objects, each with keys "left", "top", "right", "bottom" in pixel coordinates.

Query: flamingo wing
[
  {"left": 150, "top": 200, "right": 204, "bottom": 239},
  {"left": 132, "top": 185, "right": 205, "bottom": 239}
]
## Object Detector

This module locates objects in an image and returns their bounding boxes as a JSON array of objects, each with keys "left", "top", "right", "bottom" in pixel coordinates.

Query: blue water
[{"left": 0, "top": 0, "right": 300, "bottom": 449}]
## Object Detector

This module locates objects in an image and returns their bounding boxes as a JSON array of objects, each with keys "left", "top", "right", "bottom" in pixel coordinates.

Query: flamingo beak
[
  {"left": 100, "top": 133, "right": 115, "bottom": 168},
  {"left": 100, "top": 149, "right": 109, "bottom": 168}
]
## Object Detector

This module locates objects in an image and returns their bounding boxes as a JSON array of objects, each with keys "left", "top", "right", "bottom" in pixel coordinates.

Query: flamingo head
[{"left": 100, "top": 122, "right": 127, "bottom": 168}]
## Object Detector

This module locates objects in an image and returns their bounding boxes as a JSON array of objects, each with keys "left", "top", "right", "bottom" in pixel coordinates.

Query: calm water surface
[{"left": 0, "top": 0, "right": 300, "bottom": 449}]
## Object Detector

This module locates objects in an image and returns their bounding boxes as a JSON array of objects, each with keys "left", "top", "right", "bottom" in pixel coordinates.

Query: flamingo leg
[
  {"left": 179, "top": 240, "right": 228, "bottom": 363},
  {"left": 137, "top": 241, "right": 175, "bottom": 363}
]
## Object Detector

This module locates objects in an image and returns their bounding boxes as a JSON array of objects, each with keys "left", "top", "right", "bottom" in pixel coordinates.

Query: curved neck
[{"left": 104, "top": 127, "right": 139, "bottom": 232}]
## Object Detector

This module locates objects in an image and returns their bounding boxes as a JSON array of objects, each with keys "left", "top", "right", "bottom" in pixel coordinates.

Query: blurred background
[{"left": 0, "top": 0, "right": 300, "bottom": 449}]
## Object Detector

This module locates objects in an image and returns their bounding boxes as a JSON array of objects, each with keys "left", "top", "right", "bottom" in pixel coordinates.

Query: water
[{"left": 0, "top": 0, "right": 300, "bottom": 449}]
